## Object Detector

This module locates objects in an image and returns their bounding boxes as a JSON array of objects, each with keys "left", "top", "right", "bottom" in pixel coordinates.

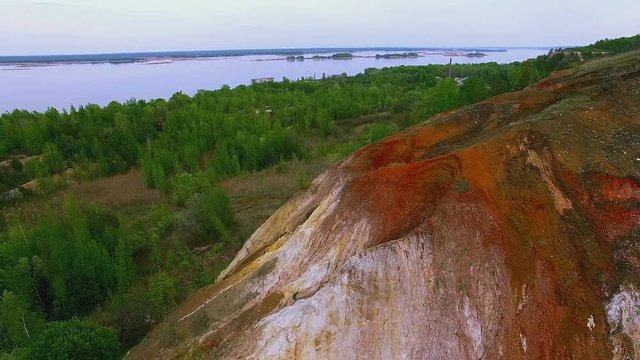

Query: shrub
[
  {"left": 42, "top": 143, "right": 64, "bottom": 174},
  {"left": 9, "top": 159, "right": 22, "bottom": 172},
  {"left": 191, "top": 187, "right": 234, "bottom": 242},
  {"left": 148, "top": 272, "right": 177, "bottom": 318},
  {"left": 35, "top": 176, "right": 67, "bottom": 194},
  {"left": 297, "top": 170, "right": 312, "bottom": 190},
  {"left": 103, "top": 288, "right": 152, "bottom": 349},
  {"left": 23, "top": 159, "right": 46, "bottom": 179},
  {"left": 366, "top": 122, "right": 396, "bottom": 143},
  {"left": 0, "top": 291, "right": 46, "bottom": 351},
  {"left": 29, "top": 320, "right": 120, "bottom": 360},
  {"left": 172, "top": 172, "right": 198, "bottom": 206}
]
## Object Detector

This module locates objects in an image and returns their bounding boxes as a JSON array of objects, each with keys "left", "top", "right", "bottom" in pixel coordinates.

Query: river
[{"left": 0, "top": 48, "right": 548, "bottom": 113}]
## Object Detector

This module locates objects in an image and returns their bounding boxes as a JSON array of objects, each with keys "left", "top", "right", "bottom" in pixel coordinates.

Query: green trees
[
  {"left": 366, "top": 122, "right": 397, "bottom": 143},
  {"left": 459, "top": 77, "right": 488, "bottom": 104},
  {"left": 0, "top": 199, "right": 116, "bottom": 321},
  {"left": 0, "top": 140, "right": 7, "bottom": 161},
  {"left": 516, "top": 61, "right": 535, "bottom": 89},
  {"left": 172, "top": 172, "right": 199, "bottom": 206},
  {"left": 2, "top": 36, "right": 637, "bottom": 356},
  {"left": 148, "top": 272, "right": 177, "bottom": 318},
  {"left": 114, "top": 235, "right": 136, "bottom": 293},
  {"left": 586, "top": 34, "right": 640, "bottom": 54},
  {"left": 29, "top": 320, "right": 120, "bottom": 360},
  {"left": 0, "top": 196, "right": 175, "bottom": 355},
  {"left": 416, "top": 79, "right": 461, "bottom": 119},
  {"left": 41, "top": 143, "right": 64, "bottom": 174},
  {"left": 316, "top": 109, "right": 336, "bottom": 137},
  {"left": 190, "top": 187, "right": 234, "bottom": 243},
  {"left": 1, "top": 47, "right": 605, "bottom": 195},
  {"left": 23, "top": 158, "right": 46, "bottom": 179},
  {"left": 0, "top": 291, "right": 46, "bottom": 351}
]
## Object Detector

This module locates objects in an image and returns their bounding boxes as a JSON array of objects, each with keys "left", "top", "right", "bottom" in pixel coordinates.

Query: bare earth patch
[{"left": 66, "top": 168, "right": 160, "bottom": 208}]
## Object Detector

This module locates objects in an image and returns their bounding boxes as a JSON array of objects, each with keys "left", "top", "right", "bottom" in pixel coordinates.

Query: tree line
[{"left": 1, "top": 35, "right": 638, "bottom": 358}]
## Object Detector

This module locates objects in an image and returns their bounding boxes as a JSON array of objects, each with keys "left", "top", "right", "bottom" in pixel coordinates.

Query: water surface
[{"left": 0, "top": 48, "right": 548, "bottom": 113}]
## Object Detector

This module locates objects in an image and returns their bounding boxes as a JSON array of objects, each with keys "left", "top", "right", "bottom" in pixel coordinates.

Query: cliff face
[{"left": 129, "top": 51, "right": 640, "bottom": 359}]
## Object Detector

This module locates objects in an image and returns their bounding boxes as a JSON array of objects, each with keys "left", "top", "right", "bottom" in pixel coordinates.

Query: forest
[{"left": 0, "top": 34, "right": 638, "bottom": 359}]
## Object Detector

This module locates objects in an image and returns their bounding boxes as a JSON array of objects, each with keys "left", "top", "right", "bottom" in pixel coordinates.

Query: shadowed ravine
[{"left": 129, "top": 50, "right": 640, "bottom": 359}]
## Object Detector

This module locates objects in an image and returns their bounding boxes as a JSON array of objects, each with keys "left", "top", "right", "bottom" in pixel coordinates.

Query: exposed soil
[{"left": 129, "top": 50, "right": 640, "bottom": 359}]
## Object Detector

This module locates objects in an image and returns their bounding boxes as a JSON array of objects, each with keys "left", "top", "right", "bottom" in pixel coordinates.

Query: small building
[{"left": 252, "top": 77, "right": 274, "bottom": 84}]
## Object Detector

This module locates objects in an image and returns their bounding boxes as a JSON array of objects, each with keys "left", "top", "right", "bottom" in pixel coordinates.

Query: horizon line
[{"left": 0, "top": 45, "right": 561, "bottom": 59}]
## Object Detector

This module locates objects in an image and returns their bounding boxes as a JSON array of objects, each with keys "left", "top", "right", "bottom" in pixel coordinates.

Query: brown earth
[
  {"left": 64, "top": 168, "right": 160, "bottom": 208},
  {"left": 128, "top": 51, "right": 640, "bottom": 359}
]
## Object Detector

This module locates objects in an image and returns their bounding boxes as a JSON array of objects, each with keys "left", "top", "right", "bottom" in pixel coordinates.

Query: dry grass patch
[
  {"left": 221, "top": 157, "right": 331, "bottom": 239},
  {"left": 66, "top": 168, "right": 160, "bottom": 209}
]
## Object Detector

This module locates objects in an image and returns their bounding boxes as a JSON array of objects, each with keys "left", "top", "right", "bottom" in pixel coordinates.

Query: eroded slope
[{"left": 129, "top": 51, "right": 640, "bottom": 359}]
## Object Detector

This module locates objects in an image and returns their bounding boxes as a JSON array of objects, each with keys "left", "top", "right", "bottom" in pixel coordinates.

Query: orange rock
[{"left": 128, "top": 50, "right": 640, "bottom": 359}]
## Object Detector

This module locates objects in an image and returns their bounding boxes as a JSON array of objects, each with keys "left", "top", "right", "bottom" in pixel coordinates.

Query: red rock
[{"left": 128, "top": 50, "right": 640, "bottom": 359}]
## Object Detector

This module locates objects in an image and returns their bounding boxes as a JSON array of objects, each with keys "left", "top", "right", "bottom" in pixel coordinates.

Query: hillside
[{"left": 128, "top": 50, "right": 640, "bottom": 359}]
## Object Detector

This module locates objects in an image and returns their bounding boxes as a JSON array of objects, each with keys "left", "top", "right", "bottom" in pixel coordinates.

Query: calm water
[{"left": 0, "top": 48, "right": 548, "bottom": 113}]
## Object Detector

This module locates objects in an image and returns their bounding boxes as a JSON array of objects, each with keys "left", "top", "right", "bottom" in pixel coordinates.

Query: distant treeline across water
[
  {"left": 0, "top": 47, "right": 516, "bottom": 64},
  {"left": 0, "top": 48, "right": 549, "bottom": 112}
]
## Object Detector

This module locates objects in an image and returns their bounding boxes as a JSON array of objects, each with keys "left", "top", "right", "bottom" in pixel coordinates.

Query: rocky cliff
[{"left": 129, "top": 51, "right": 640, "bottom": 359}]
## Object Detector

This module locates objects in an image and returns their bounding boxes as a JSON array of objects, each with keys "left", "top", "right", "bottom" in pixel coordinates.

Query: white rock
[{"left": 587, "top": 315, "right": 595, "bottom": 332}]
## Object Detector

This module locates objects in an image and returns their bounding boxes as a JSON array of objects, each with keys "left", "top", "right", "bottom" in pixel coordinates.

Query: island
[
  {"left": 375, "top": 52, "right": 419, "bottom": 59},
  {"left": 309, "top": 53, "right": 354, "bottom": 60}
]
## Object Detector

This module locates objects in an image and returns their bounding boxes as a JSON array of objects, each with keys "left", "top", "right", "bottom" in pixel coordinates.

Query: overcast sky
[{"left": 1, "top": 0, "right": 638, "bottom": 55}]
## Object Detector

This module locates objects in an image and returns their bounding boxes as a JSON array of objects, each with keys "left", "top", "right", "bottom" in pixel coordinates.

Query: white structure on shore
[{"left": 252, "top": 77, "right": 274, "bottom": 84}]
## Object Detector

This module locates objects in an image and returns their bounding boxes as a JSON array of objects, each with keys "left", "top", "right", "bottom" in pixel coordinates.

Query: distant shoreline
[
  {"left": 0, "top": 47, "right": 532, "bottom": 66},
  {"left": 0, "top": 47, "right": 550, "bottom": 113}
]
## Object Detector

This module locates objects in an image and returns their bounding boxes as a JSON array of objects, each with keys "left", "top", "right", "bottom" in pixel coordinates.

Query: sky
[{"left": 1, "top": 0, "right": 638, "bottom": 55}]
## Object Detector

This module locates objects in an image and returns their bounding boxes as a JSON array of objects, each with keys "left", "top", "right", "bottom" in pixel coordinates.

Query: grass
[
  {"left": 221, "top": 156, "right": 331, "bottom": 240},
  {"left": 65, "top": 168, "right": 161, "bottom": 209}
]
